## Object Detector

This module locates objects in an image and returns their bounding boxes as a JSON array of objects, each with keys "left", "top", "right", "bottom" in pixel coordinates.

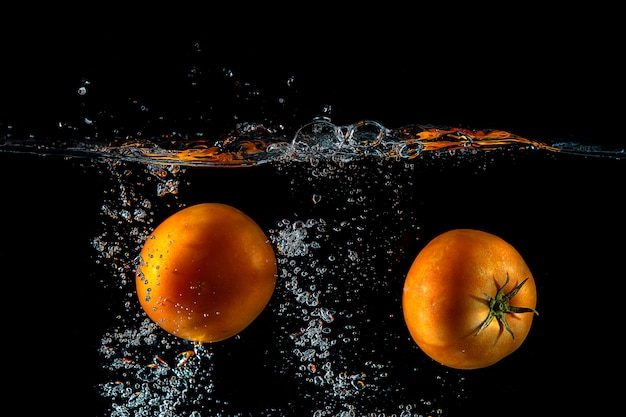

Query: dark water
[{"left": 1, "top": 14, "right": 623, "bottom": 417}]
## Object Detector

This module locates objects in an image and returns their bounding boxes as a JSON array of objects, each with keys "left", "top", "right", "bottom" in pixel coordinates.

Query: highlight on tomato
[
  {"left": 402, "top": 229, "right": 538, "bottom": 370},
  {"left": 135, "top": 203, "right": 277, "bottom": 343}
]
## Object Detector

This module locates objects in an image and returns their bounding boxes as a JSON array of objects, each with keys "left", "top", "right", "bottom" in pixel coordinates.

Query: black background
[
  {"left": 1, "top": 6, "right": 621, "bottom": 144},
  {"left": 2, "top": 5, "right": 623, "bottom": 417}
]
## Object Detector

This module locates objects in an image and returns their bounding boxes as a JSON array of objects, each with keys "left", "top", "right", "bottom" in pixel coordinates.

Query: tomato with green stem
[{"left": 402, "top": 229, "right": 538, "bottom": 370}]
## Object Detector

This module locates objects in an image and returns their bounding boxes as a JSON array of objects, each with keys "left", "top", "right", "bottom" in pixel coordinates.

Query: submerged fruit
[
  {"left": 402, "top": 229, "right": 538, "bottom": 369},
  {"left": 136, "top": 203, "right": 277, "bottom": 343}
]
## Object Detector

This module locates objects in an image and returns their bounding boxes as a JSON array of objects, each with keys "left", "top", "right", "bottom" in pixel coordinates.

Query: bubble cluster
[
  {"left": 99, "top": 340, "right": 215, "bottom": 417},
  {"left": 264, "top": 157, "right": 457, "bottom": 416},
  {"left": 92, "top": 160, "right": 214, "bottom": 416},
  {"left": 266, "top": 119, "right": 423, "bottom": 166}
]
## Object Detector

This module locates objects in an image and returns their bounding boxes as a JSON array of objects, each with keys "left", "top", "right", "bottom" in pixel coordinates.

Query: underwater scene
[{"left": 1, "top": 17, "right": 623, "bottom": 417}]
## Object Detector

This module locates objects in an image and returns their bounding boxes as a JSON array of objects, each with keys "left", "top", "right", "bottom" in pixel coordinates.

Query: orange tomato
[
  {"left": 135, "top": 203, "right": 277, "bottom": 343},
  {"left": 402, "top": 229, "right": 538, "bottom": 370}
]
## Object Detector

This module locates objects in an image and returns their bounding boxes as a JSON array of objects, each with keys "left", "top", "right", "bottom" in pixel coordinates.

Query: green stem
[{"left": 475, "top": 272, "right": 539, "bottom": 339}]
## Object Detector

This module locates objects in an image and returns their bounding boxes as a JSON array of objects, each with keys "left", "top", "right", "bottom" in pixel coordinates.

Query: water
[
  {"left": 2, "top": 120, "right": 623, "bottom": 416},
  {"left": 2, "top": 118, "right": 623, "bottom": 167},
  {"left": 2, "top": 30, "right": 623, "bottom": 416}
]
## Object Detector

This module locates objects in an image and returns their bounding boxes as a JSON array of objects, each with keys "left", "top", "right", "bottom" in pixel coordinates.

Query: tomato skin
[
  {"left": 402, "top": 229, "right": 537, "bottom": 370},
  {"left": 136, "top": 203, "right": 277, "bottom": 343}
]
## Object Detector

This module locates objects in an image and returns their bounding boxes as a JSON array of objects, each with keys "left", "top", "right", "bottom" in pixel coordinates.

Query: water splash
[{"left": 2, "top": 118, "right": 623, "bottom": 167}]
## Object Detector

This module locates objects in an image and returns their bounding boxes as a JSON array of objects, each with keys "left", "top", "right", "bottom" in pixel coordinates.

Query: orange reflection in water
[
  {"left": 398, "top": 125, "right": 561, "bottom": 153},
  {"left": 130, "top": 124, "right": 561, "bottom": 167}
]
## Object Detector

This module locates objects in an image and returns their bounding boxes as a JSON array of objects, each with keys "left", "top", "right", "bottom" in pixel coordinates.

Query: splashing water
[{"left": 1, "top": 118, "right": 623, "bottom": 168}]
